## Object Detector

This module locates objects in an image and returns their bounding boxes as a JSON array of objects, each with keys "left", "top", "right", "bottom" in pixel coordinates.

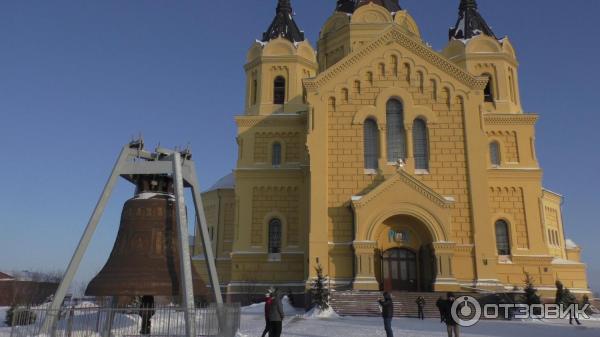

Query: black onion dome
[
  {"left": 262, "top": 0, "right": 305, "bottom": 43},
  {"left": 336, "top": 0, "right": 356, "bottom": 13},
  {"left": 449, "top": 0, "right": 497, "bottom": 40},
  {"left": 356, "top": 0, "right": 402, "bottom": 13}
]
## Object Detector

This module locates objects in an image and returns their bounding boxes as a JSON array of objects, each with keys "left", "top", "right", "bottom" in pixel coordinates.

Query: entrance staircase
[{"left": 330, "top": 291, "right": 444, "bottom": 318}]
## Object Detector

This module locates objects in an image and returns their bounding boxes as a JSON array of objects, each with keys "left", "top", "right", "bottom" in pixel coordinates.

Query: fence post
[
  {"left": 101, "top": 298, "right": 116, "bottom": 337},
  {"left": 66, "top": 306, "right": 74, "bottom": 337}
]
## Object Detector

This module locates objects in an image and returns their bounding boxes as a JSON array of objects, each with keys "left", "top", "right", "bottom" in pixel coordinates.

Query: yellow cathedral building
[{"left": 193, "top": 0, "right": 590, "bottom": 302}]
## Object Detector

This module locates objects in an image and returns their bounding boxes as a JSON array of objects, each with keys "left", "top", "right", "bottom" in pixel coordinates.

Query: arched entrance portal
[
  {"left": 382, "top": 248, "right": 417, "bottom": 291},
  {"left": 372, "top": 215, "right": 437, "bottom": 292}
]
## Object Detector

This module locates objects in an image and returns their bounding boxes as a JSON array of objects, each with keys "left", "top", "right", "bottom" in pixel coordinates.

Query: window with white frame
[
  {"left": 413, "top": 118, "right": 429, "bottom": 170},
  {"left": 268, "top": 218, "right": 282, "bottom": 254},
  {"left": 495, "top": 220, "right": 511, "bottom": 255},
  {"left": 363, "top": 118, "right": 380, "bottom": 170},
  {"left": 386, "top": 99, "right": 406, "bottom": 162},
  {"left": 490, "top": 141, "right": 501, "bottom": 167}
]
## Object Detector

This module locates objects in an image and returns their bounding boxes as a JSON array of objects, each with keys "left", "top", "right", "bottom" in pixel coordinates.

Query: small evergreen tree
[
  {"left": 522, "top": 272, "right": 541, "bottom": 305},
  {"left": 520, "top": 272, "right": 541, "bottom": 315},
  {"left": 555, "top": 280, "right": 577, "bottom": 307},
  {"left": 555, "top": 280, "right": 565, "bottom": 305},
  {"left": 311, "top": 263, "right": 330, "bottom": 311}
]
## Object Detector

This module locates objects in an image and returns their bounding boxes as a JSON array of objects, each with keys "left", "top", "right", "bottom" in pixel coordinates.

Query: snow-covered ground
[
  {"left": 0, "top": 307, "right": 8, "bottom": 327},
  {"left": 239, "top": 302, "right": 600, "bottom": 337},
  {"left": 1, "top": 301, "right": 599, "bottom": 337}
]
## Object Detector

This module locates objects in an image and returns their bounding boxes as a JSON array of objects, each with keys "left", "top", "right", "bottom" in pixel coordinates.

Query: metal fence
[{"left": 9, "top": 304, "right": 241, "bottom": 337}]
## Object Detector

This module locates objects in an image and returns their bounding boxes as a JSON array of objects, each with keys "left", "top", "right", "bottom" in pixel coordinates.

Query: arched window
[
  {"left": 413, "top": 118, "right": 429, "bottom": 170},
  {"left": 328, "top": 97, "right": 336, "bottom": 112},
  {"left": 391, "top": 55, "right": 398, "bottom": 77},
  {"left": 268, "top": 218, "right": 282, "bottom": 254},
  {"left": 363, "top": 118, "right": 380, "bottom": 170},
  {"left": 495, "top": 220, "right": 511, "bottom": 255},
  {"left": 490, "top": 141, "right": 501, "bottom": 167},
  {"left": 354, "top": 80, "right": 361, "bottom": 94},
  {"left": 272, "top": 142, "right": 282, "bottom": 166},
  {"left": 341, "top": 88, "right": 349, "bottom": 104},
  {"left": 386, "top": 99, "right": 406, "bottom": 162},
  {"left": 483, "top": 74, "right": 494, "bottom": 102},
  {"left": 273, "top": 76, "right": 286, "bottom": 104}
]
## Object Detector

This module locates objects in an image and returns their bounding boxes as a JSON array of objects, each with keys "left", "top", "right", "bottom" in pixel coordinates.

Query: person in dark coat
[
  {"left": 436, "top": 296, "right": 445, "bottom": 323},
  {"left": 139, "top": 295, "right": 155, "bottom": 335},
  {"left": 440, "top": 293, "right": 460, "bottom": 337},
  {"left": 261, "top": 291, "right": 274, "bottom": 337},
  {"left": 378, "top": 292, "right": 394, "bottom": 337},
  {"left": 416, "top": 296, "right": 426, "bottom": 320},
  {"left": 268, "top": 291, "right": 284, "bottom": 337}
]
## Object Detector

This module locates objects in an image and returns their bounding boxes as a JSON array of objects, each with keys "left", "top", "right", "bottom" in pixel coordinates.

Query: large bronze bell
[{"left": 86, "top": 175, "right": 207, "bottom": 298}]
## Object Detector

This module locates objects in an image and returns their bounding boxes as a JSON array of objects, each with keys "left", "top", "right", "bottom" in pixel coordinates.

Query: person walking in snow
[
  {"left": 436, "top": 296, "right": 445, "bottom": 322},
  {"left": 268, "top": 290, "right": 284, "bottom": 337},
  {"left": 261, "top": 290, "right": 274, "bottom": 337},
  {"left": 378, "top": 292, "right": 394, "bottom": 337},
  {"left": 416, "top": 296, "right": 426, "bottom": 320},
  {"left": 440, "top": 293, "right": 460, "bottom": 337}
]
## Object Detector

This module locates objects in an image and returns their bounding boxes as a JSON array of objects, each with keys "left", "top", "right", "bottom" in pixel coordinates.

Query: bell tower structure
[
  {"left": 244, "top": 0, "right": 317, "bottom": 115},
  {"left": 443, "top": 0, "right": 523, "bottom": 114}
]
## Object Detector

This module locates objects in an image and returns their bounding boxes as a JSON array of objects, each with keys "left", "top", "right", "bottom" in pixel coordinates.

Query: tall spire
[
  {"left": 262, "top": 0, "right": 305, "bottom": 43},
  {"left": 356, "top": 0, "right": 402, "bottom": 13},
  {"left": 336, "top": 0, "right": 356, "bottom": 14},
  {"left": 449, "top": 0, "right": 496, "bottom": 40}
]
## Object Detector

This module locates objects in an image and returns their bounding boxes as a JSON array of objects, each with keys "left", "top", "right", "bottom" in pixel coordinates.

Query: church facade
[{"left": 193, "top": 0, "right": 590, "bottom": 301}]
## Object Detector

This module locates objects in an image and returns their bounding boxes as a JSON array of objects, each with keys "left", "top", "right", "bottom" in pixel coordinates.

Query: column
[
  {"left": 432, "top": 242, "right": 460, "bottom": 292},
  {"left": 352, "top": 241, "right": 379, "bottom": 291}
]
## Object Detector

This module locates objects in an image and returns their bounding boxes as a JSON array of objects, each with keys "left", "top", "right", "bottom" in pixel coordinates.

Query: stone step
[{"left": 330, "top": 291, "right": 446, "bottom": 317}]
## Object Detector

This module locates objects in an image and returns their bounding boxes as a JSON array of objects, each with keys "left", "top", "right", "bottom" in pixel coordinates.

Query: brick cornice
[
  {"left": 304, "top": 26, "right": 487, "bottom": 93},
  {"left": 483, "top": 113, "right": 539, "bottom": 126},
  {"left": 235, "top": 113, "right": 307, "bottom": 128}
]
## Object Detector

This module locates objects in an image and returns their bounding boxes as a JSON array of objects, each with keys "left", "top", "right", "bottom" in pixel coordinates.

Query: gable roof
[
  {"left": 352, "top": 169, "right": 454, "bottom": 209},
  {"left": 0, "top": 271, "right": 14, "bottom": 280},
  {"left": 304, "top": 25, "right": 487, "bottom": 92}
]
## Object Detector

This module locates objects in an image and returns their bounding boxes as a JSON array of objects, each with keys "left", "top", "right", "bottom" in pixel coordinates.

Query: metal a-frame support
[{"left": 41, "top": 143, "right": 223, "bottom": 337}]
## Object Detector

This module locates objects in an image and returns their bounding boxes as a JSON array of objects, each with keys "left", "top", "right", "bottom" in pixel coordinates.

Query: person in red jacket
[{"left": 261, "top": 290, "right": 274, "bottom": 337}]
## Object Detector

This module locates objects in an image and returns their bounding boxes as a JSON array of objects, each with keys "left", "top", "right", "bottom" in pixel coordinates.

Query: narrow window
[
  {"left": 273, "top": 76, "right": 286, "bottom": 104},
  {"left": 430, "top": 79, "right": 437, "bottom": 101},
  {"left": 495, "top": 220, "right": 511, "bottom": 255},
  {"left": 272, "top": 142, "right": 282, "bottom": 166},
  {"left": 391, "top": 56, "right": 398, "bottom": 77},
  {"left": 413, "top": 118, "right": 429, "bottom": 170},
  {"left": 490, "top": 141, "right": 501, "bottom": 167},
  {"left": 328, "top": 97, "right": 336, "bottom": 112},
  {"left": 404, "top": 63, "right": 411, "bottom": 83},
  {"left": 363, "top": 118, "right": 380, "bottom": 170},
  {"left": 379, "top": 63, "right": 386, "bottom": 77},
  {"left": 252, "top": 79, "right": 258, "bottom": 105},
  {"left": 366, "top": 72, "right": 373, "bottom": 85},
  {"left": 354, "top": 80, "right": 361, "bottom": 95},
  {"left": 386, "top": 99, "right": 406, "bottom": 162},
  {"left": 268, "top": 218, "right": 282, "bottom": 254},
  {"left": 341, "top": 88, "right": 349, "bottom": 104},
  {"left": 484, "top": 74, "right": 494, "bottom": 102}
]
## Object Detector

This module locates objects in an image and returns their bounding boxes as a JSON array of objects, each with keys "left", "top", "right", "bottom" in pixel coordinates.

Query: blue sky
[{"left": 0, "top": 0, "right": 598, "bottom": 294}]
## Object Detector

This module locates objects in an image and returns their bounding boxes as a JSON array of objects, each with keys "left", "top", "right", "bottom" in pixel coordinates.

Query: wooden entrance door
[{"left": 382, "top": 248, "right": 418, "bottom": 291}]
